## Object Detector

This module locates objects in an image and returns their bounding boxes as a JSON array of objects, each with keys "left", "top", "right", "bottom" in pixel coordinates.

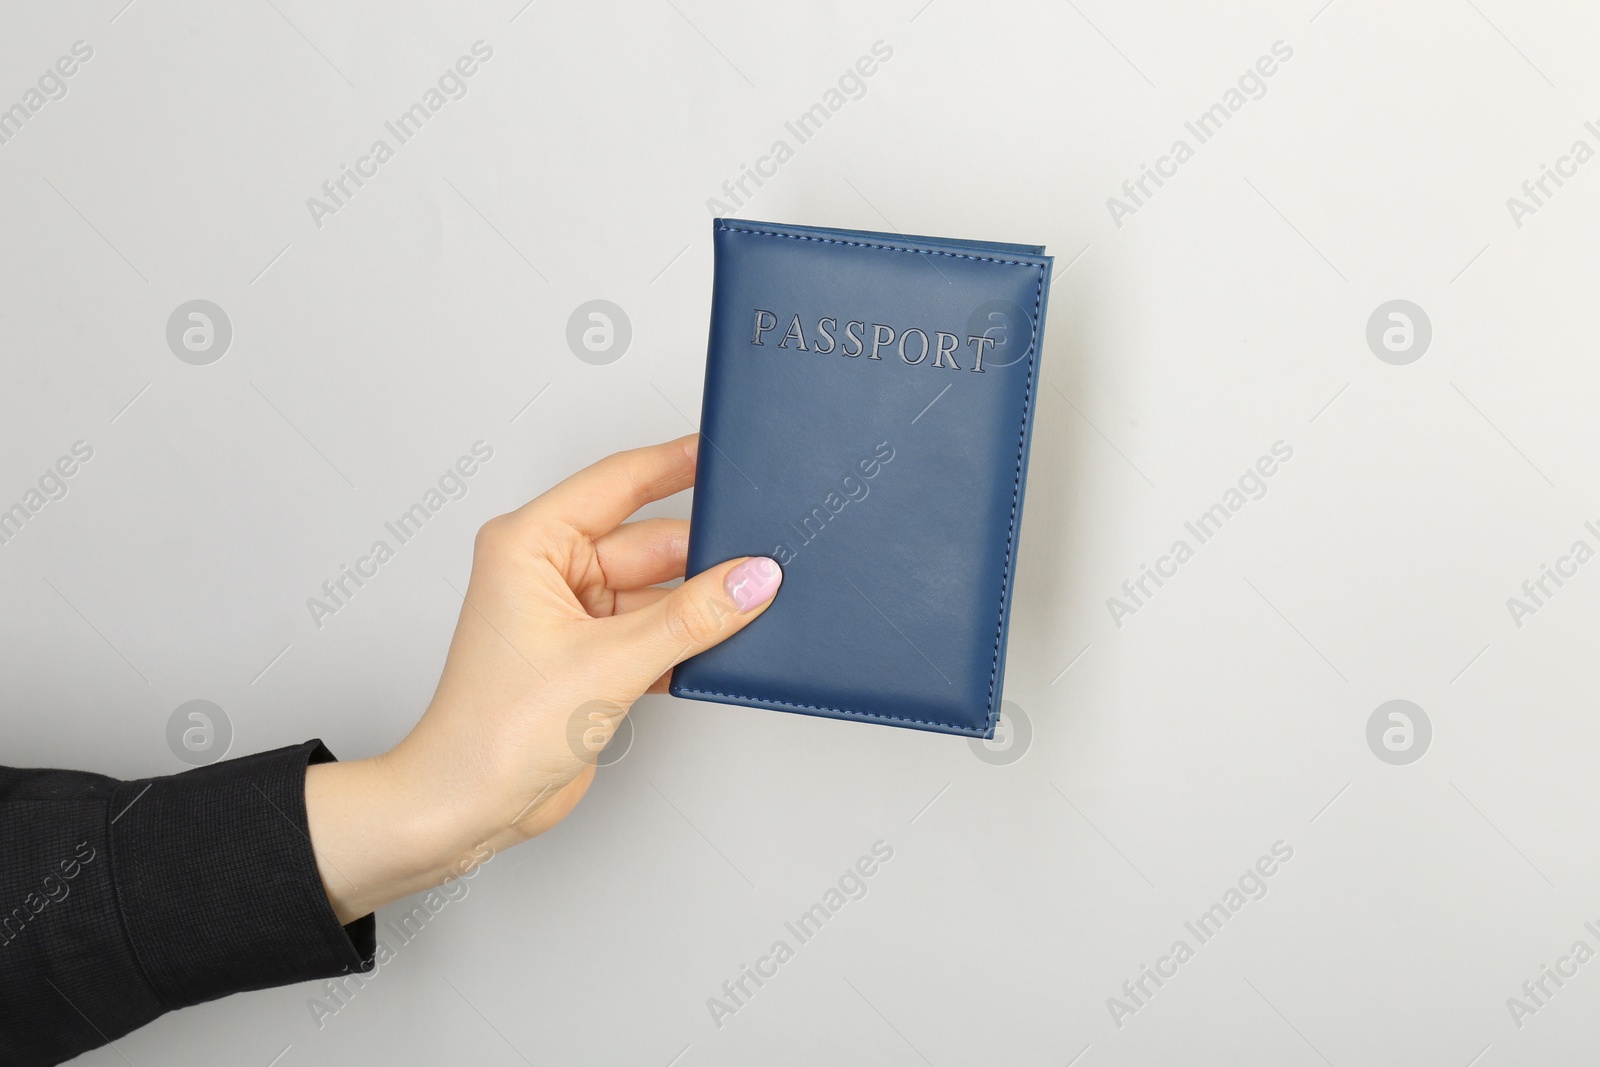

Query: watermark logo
[
  {"left": 965, "top": 299, "right": 1034, "bottom": 369},
  {"left": 0, "top": 40, "right": 94, "bottom": 148},
  {"left": 1108, "top": 841, "right": 1294, "bottom": 1028},
  {"left": 1505, "top": 119, "right": 1600, "bottom": 229},
  {"left": 0, "top": 440, "right": 93, "bottom": 549},
  {"left": 770, "top": 441, "right": 895, "bottom": 567},
  {"left": 1366, "top": 699, "right": 1430, "bottom": 765},
  {"left": 1365, "top": 300, "right": 1431, "bottom": 365},
  {"left": 1106, "top": 40, "right": 1294, "bottom": 229},
  {"left": 1506, "top": 920, "right": 1600, "bottom": 1029},
  {"left": 306, "top": 41, "right": 494, "bottom": 230},
  {"left": 0, "top": 841, "right": 96, "bottom": 950},
  {"left": 566, "top": 300, "right": 631, "bottom": 365},
  {"left": 1505, "top": 521, "right": 1600, "bottom": 628},
  {"left": 969, "top": 699, "right": 1031, "bottom": 765},
  {"left": 166, "top": 300, "right": 232, "bottom": 365},
  {"left": 705, "top": 41, "right": 894, "bottom": 218},
  {"left": 707, "top": 840, "right": 894, "bottom": 1030},
  {"left": 307, "top": 441, "right": 494, "bottom": 630},
  {"left": 566, "top": 699, "right": 633, "bottom": 767},
  {"left": 166, "top": 699, "right": 232, "bottom": 765},
  {"left": 308, "top": 839, "right": 495, "bottom": 1028},
  {"left": 1108, "top": 441, "right": 1294, "bottom": 627}
]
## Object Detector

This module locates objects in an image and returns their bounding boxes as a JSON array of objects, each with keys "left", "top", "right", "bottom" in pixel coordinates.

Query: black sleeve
[{"left": 0, "top": 740, "right": 376, "bottom": 1066}]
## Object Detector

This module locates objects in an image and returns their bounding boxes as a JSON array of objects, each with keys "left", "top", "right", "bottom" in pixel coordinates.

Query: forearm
[
  {"left": 303, "top": 753, "right": 493, "bottom": 924},
  {"left": 302, "top": 737, "right": 533, "bottom": 925},
  {"left": 0, "top": 742, "right": 372, "bottom": 1067}
]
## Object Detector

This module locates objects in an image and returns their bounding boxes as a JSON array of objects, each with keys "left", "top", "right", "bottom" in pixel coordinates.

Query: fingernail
[{"left": 725, "top": 557, "right": 783, "bottom": 613}]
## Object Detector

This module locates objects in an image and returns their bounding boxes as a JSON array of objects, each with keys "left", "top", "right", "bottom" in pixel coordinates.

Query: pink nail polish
[{"left": 726, "top": 557, "right": 783, "bottom": 612}]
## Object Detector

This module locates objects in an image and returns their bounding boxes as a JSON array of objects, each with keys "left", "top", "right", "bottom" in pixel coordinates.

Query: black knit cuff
[{"left": 107, "top": 739, "right": 376, "bottom": 1010}]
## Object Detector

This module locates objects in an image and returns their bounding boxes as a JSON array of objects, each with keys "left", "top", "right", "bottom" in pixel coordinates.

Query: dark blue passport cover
[{"left": 669, "top": 219, "right": 1053, "bottom": 737}]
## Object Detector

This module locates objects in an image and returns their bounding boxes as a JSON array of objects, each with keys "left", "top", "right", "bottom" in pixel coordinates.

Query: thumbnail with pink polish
[{"left": 725, "top": 558, "right": 782, "bottom": 612}]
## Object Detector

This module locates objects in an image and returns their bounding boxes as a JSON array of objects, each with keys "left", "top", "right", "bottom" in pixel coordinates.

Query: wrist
[{"left": 304, "top": 749, "right": 500, "bottom": 924}]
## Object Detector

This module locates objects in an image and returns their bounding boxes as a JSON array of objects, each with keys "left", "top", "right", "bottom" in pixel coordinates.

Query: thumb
[{"left": 606, "top": 555, "right": 783, "bottom": 692}]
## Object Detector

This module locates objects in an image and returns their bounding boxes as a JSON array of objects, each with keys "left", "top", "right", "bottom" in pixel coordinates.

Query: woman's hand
[{"left": 305, "top": 434, "right": 781, "bottom": 922}]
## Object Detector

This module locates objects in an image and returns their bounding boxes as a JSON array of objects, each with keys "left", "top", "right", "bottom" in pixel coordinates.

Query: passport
[{"left": 669, "top": 218, "right": 1054, "bottom": 737}]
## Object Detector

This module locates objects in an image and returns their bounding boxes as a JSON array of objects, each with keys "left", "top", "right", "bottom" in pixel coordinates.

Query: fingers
[
  {"left": 611, "top": 586, "right": 672, "bottom": 616},
  {"left": 594, "top": 518, "right": 689, "bottom": 590},
  {"left": 506, "top": 435, "right": 697, "bottom": 540},
  {"left": 600, "top": 556, "right": 783, "bottom": 693}
]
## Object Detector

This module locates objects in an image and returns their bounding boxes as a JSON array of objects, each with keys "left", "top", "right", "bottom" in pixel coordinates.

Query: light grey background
[{"left": 2, "top": 0, "right": 1596, "bottom": 1063}]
